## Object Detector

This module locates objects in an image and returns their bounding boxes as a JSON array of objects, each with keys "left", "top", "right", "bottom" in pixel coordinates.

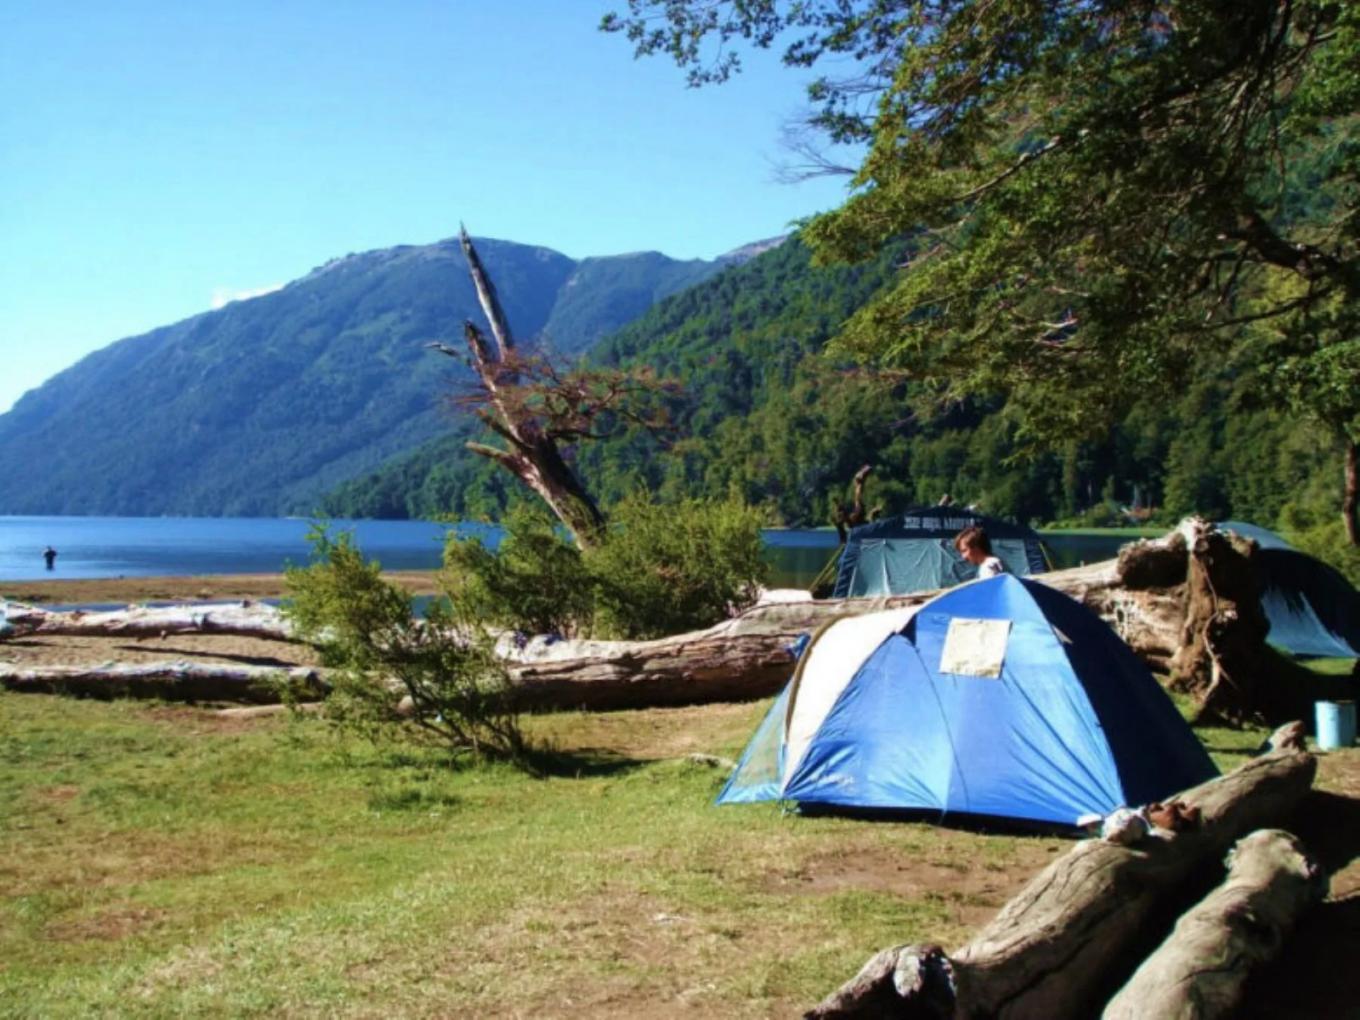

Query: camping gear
[
  {"left": 1315, "top": 700, "right": 1356, "bottom": 750},
  {"left": 718, "top": 574, "right": 1217, "bottom": 826},
  {"left": 1219, "top": 521, "right": 1360, "bottom": 658},
  {"left": 831, "top": 507, "right": 1048, "bottom": 599}
]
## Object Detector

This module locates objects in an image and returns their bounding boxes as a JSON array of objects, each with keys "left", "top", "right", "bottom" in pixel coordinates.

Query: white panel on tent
[
  {"left": 782, "top": 606, "right": 919, "bottom": 789},
  {"left": 939, "top": 618, "right": 1011, "bottom": 677}
]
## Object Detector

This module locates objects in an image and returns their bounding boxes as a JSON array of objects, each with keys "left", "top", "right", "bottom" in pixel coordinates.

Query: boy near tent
[{"left": 954, "top": 526, "right": 1007, "bottom": 579}]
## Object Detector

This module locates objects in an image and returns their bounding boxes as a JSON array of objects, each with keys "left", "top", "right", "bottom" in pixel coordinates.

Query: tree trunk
[
  {"left": 439, "top": 228, "right": 606, "bottom": 549},
  {"left": 0, "top": 661, "right": 324, "bottom": 703},
  {"left": 832, "top": 464, "right": 878, "bottom": 544},
  {"left": 1169, "top": 520, "right": 1352, "bottom": 725},
  {"left": 504, "top": 554, "right": 1184, "bottom": 710},
  {"left": 1344, "top": 437, "right": 1358, "bottom": 547},
  {"left": 806, "top": 726, "right": 1316, "bottom": 1020},
  {"left": 1, "top": 601, "right": 296, "bottom": 642},
  {"left": 1102, "top": 828, "right": 1326, "bottom": 1020}
]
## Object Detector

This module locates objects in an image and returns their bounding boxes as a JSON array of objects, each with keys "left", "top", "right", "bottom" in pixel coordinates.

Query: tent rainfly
[
  {"left": 831, "top": 506, "right": 1048, "bottom": 599},
  {"left": 718, "top": 574, "right": 1217, "bottom": 827},
  {"left": 1219, "top": 521, "right": 1360, "bottom": 659}
]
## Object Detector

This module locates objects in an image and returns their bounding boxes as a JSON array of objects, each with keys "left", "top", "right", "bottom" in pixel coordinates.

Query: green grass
[{"left": 0, "top": 694, "right": 1103, "bottom": 1018}]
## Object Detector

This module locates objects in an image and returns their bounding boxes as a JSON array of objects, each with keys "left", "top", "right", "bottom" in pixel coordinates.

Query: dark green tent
[
  {"left": 832, "top": 507, "right": 1048, "bottom": 598},
  {"left": 1220, "top": 521, "right": 1360, "bottom": 659}
]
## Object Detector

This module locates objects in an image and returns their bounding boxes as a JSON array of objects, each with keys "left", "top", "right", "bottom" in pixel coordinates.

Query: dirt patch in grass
[
  {"left": 533, "top": 701, "right": 764, "bottom": 762},
  {"left": 45, "top": 905, "right": 168, "bottom": 943},
  {"left": 139, "top": 703, "right": 287, "bottom": 736},
  {"left": 433, "top": 884, "right": 797, "bottom": 1019},
  {"left": 773, "top": 840, "right": 1062, "bottom": 930}
]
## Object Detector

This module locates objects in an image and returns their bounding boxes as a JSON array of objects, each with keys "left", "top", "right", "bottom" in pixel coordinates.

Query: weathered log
[
  {"left": 1, "top": 601, "right": 296, "bottom": 642},
  {"left": 806, "top": 725, "right": 1316, "bottom": 1020},
  {"left": 504, "top": 556, "right": 1182, "bottom": 710},
  {"left": 1, "top": 549, "right": 1184, "bottom": 712},
  {"left": 0, "top": 661, "right": 324, "bottom": 703},
  {"left": 1169, "top": 519, "right": 1353, "bottom": 725},
  {"left": 1103, "top": 828, "right": 1326, "bottom": 1020}
]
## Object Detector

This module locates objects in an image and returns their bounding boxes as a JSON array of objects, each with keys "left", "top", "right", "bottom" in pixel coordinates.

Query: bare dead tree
[
  {"left": 427, "top": 228, "right": 676, "bottom": 550},
  {"left": 831, "top": 464, "right": 882, "bottom": 543}
]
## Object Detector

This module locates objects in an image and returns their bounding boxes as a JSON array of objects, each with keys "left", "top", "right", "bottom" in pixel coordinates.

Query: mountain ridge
[{"left": 0, "top": 234, "right": 735, "bottom": 516}]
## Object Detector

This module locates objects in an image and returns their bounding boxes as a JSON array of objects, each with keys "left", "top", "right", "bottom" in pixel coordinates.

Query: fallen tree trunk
[
  {"left": 0, "top": 661, "right": 324, "bottom": 703},
  {"left": 1, "top": 601, "right": 296, "bottom": 642},
  {"left": 806, "top": 725, "right": 1316, "bottom": 1020},
  {"left": 0, "top": 536, "right": 1187, "bottom": 712},
  {"left": 505, "top": 554, "right": 1183, "bottom": 710},
  {"left": 1102, "top": 828, "right": 1326, "bottom": 1020}
]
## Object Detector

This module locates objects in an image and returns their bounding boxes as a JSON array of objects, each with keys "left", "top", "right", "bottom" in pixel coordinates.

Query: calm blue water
[
  {"left": 0, "top": 516, "right": 497, "bottom": 582},
  {"left": 0, "top": 516, "right": 1128, "bottom": 586}
]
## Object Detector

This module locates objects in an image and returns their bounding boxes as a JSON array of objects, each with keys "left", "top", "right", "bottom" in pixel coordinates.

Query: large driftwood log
[
  {"left": 1, "top": 601, "right": 296, "bottom": 642},
  {"left": 806, "top": 725, "right": 1316, "bottom": 1020},
  {"left": 0, "top": 533, "right": 1189, "bottom": 711},
  {"left": 504, "top": 554, "right": 1183, "bottom": 710},
  {"left": 1169, "top": 520, "right": 1353, "bottom": 725},
  {"left": 0, "top": 661, "right": 324, "bottom": 703},
  {"left": 1102, "top": 828, "right": 1326, "bottom": 1020}
]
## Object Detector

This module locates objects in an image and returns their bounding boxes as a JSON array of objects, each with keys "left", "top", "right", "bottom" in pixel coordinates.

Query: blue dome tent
[
  {"left": 718, "top": 575, "right": 1216, "bottom": 826},
  {"left": 1219, "top": 521, "right": 1360, "bottom": 659},
  {"left": 831, "top": 507, "right": 1049, "bottom": 599}
]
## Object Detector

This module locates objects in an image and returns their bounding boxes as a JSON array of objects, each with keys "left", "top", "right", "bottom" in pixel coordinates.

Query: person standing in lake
[
  {"left": 954, "top": 526, "right": 1007, "bottom": 579},
  {"left": 43, "top": 546, "right": 57, "bottom": 570}
]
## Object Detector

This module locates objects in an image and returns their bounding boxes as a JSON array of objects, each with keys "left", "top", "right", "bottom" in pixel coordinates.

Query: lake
[{"left": 0, "top": 516, "right": 1133, "bottom": 588}]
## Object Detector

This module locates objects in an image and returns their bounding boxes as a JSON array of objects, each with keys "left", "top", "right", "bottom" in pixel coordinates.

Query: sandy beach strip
[
  {"left": 0, "top": 569, "right": 443, "bottom": 606},
  {"left": 1, "top": 570, "right": 439, "bottom": 672}
]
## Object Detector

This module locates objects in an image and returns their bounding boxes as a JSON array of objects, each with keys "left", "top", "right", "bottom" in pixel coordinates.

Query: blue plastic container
[{"left": 1315, "top": 700, "right": 1357, "bottom": 750}]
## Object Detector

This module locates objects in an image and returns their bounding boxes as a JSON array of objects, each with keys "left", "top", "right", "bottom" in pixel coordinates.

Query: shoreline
[{"left": 0, "top": 569, "right": 444, "bottom": 606}]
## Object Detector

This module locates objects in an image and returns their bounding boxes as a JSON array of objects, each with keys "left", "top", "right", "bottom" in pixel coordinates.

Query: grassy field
[{"left": 0, "top": 691, "right": 1331, "bottom": 1018}]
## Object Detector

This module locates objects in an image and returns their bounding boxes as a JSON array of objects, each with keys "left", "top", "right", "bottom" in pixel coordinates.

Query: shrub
[
  {"left": 284, "top": 526, "right": 529, "bottom": 765},
  {"left": 439, "top": 493, "right": 770, "bottom": 641},
  {"left": 586, "top": 493, "right": 769, "bottom": 639},
  {"left": 442, "top": 504, "right": 593, "bottom": 637}
]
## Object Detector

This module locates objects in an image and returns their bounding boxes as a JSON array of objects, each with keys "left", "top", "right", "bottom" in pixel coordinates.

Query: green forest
[
  {"left": 327, "top": 1, "right": 1359, "bottom": 582},
  {"left": 321, "top": 235, "right": 1347, "bottom": 561}
]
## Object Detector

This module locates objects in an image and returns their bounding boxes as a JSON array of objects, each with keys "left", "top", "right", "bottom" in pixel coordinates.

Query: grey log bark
[
  {"left": 1, "top": 601, "right": 296, "bottom": 642},
  {"left": 505, "top": 553, "right": 1184, "bottom": 710},
  {"left": 1102, "top": 829, "right": 1326, "bottom": 1020},
  {"left": 806, "top": 725, "right": 1315, "bottom": 1020},
  {"left": 0, "top": 661, "right": 324, "bottom": 703}
]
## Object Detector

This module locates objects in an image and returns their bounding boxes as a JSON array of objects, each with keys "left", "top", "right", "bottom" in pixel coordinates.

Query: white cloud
[{"left": 210, "top": 283, "right": 283, "bottom": 310}]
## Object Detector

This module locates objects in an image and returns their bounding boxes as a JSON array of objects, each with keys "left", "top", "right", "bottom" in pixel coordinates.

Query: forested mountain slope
[
  {"left": 0, "top": 237, "right": 729, "bottom": 515},
  {"left": 324, "top": 234, "right": 1344, "bottom": 539}
]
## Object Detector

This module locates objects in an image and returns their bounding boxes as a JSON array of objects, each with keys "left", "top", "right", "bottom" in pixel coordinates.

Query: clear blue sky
[{"left": 0, "top": 1, "right": 855, "bottom": 414}]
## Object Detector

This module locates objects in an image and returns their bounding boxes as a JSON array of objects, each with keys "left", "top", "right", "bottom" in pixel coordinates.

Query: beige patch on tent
[{"left": 939, "top": 618, "right": 1011, "bottom": 677}]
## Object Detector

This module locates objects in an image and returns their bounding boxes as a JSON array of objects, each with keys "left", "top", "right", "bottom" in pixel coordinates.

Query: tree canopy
[{"left": 606, "top": 0, "right": 1360, "bottom": 536}]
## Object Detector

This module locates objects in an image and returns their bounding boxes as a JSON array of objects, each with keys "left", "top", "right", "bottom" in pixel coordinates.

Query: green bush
[
  {"left": 440, "top": 494, "right": 770, "bottom": 640},
  {"left": 586, "top": 493, "right": 769, "bottom": 639},
  {"left": 442, "top": 504, "right": 594, "bottom": 637},
  {"left": 284, "top": 527, "right": 529, "bottom": 765}
]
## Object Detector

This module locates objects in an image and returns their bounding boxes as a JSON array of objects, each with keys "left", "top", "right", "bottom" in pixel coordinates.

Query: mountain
[
  {"left": 0, "top": 236, "right": 729, "bottom": 516},
  {"left": 321, "top": 234, "right": 914, "bottom": 521},
  {"left": 322, "top": 233, "right": 1344, "bottom": 550}
]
